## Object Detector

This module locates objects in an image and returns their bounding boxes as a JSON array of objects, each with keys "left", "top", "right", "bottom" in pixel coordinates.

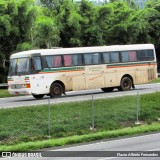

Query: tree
[
  {"left": 0, "top": 0, "right": 18, "bottom": 82},
  {"left": 145, "top": 0, "right": 160, "bottom": 47},
  {"left": 56, "top": 0, "right": 82, "bottom": 47},
  {"left": 0, "top": 0, "right": 18, "bottom": 60},
  {"left": 15, "top": 0, "right": 38, "bottom": 43},
  {"left": 40, "top": 0, "right": 62, "bottom": 14},
  {"left": 33, "top": 16, "right": 60, "bottom": 48},
  {"left": 78, "top": 0, "right": 104, "bottom": 46},
  {"left": 145, "top": 0, "right": 160, "bottom": 61},
  {"left": 97, "top": 1, "right": 148, "bottom": 45}
]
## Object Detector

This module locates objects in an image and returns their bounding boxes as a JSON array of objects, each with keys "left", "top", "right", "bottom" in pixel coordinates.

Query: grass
[
  {"left": 150, "top": 77, "right": 160, "bottom": 83},
  {"left": 0, "top": 89, "right": 20, "bottom": 98},
  {"left": 0, "top": 92, "right": 160, "bottom": 151},
  {"left": 1, "top": 123, "right": 160, "bottom": 151},
  {"left": 0, "top": 89, "right": 11, "bottom": 98}
]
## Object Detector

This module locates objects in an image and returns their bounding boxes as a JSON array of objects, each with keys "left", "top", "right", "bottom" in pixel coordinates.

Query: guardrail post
[
  {"left": 90, "top": 93, "right": 96, "bottom": 131},
  {"left": 135, "top": 89, "right": 141, "bottom": 125},
  {"left": 48, "top": 97, "right": 51, "bottom": 137}
]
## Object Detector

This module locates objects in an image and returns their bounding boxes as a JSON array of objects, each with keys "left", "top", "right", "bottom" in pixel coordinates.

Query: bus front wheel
[
  {"left": 118, "top": 77, "right": 132, "bottom": 91},
  {"left": 50, "top": 83, "right": 63, "bottom": 98}
]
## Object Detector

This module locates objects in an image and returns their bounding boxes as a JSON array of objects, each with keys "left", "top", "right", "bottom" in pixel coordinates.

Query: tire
[
  {"left": 101, "top": 87, "right": 114, "bottom": 92},
  {"left": 50, "top": 83, "right": 63, "bottom": 98},
  {"left": 118, "top": 77, "right": 132, "bottom": 91},
  {"left": 32, "top": 94, "right": 44, "bottom": 99}
]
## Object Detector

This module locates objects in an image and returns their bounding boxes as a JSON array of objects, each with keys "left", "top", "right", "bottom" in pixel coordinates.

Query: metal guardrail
[{"left": 0, "top": 83, "right": 8, "bottom": 89}]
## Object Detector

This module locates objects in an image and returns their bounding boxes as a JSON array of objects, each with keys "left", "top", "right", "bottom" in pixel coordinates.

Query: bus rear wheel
[
  {"left": 50, "top": 83, "right": 63, "bottom": 98},
  {"left": 101, "top": 87, "right": 114, "bottom": 92},
  {"left": 32, "top": 94, "right": 44, "bottom": 99},
  {"left": 118, "top": 77, "right": 132, "bottom": 91}
]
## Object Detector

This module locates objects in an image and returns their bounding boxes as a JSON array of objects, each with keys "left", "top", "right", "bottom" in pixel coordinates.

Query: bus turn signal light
[{"left": 24, "top": 83, "right": 31, "bottom": 88}]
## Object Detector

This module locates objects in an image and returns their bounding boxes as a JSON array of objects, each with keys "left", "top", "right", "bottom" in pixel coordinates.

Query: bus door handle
[{"left": 81, "top": 73, "right": 85, "bottom": 75}]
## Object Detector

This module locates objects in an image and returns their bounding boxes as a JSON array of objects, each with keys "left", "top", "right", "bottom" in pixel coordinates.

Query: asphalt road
[
  {"left": 2, "top": 133, "right": 160, "bottom": 160},
  {"left": 0, "top": 83, "right": 160, "bottom": 109}
]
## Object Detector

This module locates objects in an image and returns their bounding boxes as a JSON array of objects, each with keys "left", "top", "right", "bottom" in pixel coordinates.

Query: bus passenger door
[{"left": 30, "top": 56, "right": 47, "bottom": 94}]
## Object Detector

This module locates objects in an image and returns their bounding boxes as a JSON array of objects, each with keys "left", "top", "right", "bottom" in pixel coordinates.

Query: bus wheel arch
[
  {"left": 32, "top": 94, "right": 44, "bottom": 99},
  {"left": 50, "top": 81, "right": 65, "bottom": 98},
  {"left": 118, "top": 74, "right": 134, "bottom": 91}
]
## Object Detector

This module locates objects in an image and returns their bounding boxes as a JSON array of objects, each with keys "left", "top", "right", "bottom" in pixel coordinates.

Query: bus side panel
[
  {"left": 72, "top": 75, "right": 86, "bottom": 91},
  {"left": 134, "top": 63, "right": 157, "bottom": 84},
  {"left": 85, "top": 65, "right": 106, "bottom": 89},
  {"left": 30, "top": 74, "right": 48, "bottom": 94}
]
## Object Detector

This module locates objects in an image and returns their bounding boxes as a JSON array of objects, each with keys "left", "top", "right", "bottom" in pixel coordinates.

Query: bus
[{"left": 8, "top": 44, "right": 157, "bottom": 99}]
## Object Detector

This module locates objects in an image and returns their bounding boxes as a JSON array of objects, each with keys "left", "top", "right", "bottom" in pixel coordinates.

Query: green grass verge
[
  {"left": 150, "top": 77, "right": 160, "bottom": 83},
  {"left": 0, "top": 89, "right": 20, "bottom": 98},
  {"left": 0, "top": 92, "right": 160, "bottom": 151},
  {"left": 0, "top": 89, "right": 11, "bottom": 98},
  {"left": 1, "top": 123, "right": 160, "bottom": 151}
]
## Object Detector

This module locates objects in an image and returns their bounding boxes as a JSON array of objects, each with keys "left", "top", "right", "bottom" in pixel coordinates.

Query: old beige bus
[{"left": 8, "top": 44, "right": 157, "bottom": 99}]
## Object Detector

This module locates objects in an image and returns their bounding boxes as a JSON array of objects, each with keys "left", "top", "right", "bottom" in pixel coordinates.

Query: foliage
[
  {"left": 33, "top": 16, "right": 60, "bottom": 48},
  {"left": 79, "top": 0, "right": 103, "bottom": 46},
  {"left": 0, "top": 0, "right": 160, "bottom": 80},
  {"left": 145, "top": 0, "right": 160, "bottom": 48},
  {"left": 1, "top": 123, "right": 160, "bottom": 151},
  {"left": 56, "top": 0, "right": 83, "bottom": 47}
]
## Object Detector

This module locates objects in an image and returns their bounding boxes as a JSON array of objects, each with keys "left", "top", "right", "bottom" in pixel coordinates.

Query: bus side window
[
  {"left": 31, "top": 57, "right": 42, "bottom": 71},
  {"left": 92, "top": 53, "right": 101, "bottom": 64},
  {"left": 137, "top": 50, "right": 145, "bottom": 61},
  {"left": 102, "top": 52, "right": 110, "bottom": 64},
  {"left": 64, "top": 55, "right": 72, "bottom": 67},
  {"left": 129, "top": 51, "right": 137, "bottom": 62},
  {"left": 121, "top": 51, "right": 130, "bottom": 62},
  {"left": 45, "top": 56, "right": 52, "bottom": 68},
  {"left": 110, "top": 52, "right": 120, "bottom": 63},
  {"left": 45, "top": 55, "right": 62, "bottom": 68},
  {"left": 84, "top": 54, "right": 92, "bottom": 65},
  {"left": 145, "top": 50, "right": 154, "bottom": 60},
  {"left": 72, "top": 54, "right": 82, "bottom": 66},
  {"left": 53, "top": 56, "right": 62, "bottom": 67},
  {"left": 137, "top": 50, "right": 154, "bottom": 61}
]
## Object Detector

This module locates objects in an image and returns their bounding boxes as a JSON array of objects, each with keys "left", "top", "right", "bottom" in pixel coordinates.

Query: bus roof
[{"left": 10, "top": 44, "right": 155, "bottom": 59}]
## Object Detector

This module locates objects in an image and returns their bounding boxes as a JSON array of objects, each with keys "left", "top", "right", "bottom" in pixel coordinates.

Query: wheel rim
[
  {"left": 53, "top": 86, "right": 60, "bottom": 95},
  {"left": 123, "top": 79, "right": 130, "bottom": 89}
]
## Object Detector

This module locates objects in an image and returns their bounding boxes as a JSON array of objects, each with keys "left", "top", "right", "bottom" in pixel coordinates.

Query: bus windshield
[{"left": 8, "top": 58, "right": 30, "bottom": 76}]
